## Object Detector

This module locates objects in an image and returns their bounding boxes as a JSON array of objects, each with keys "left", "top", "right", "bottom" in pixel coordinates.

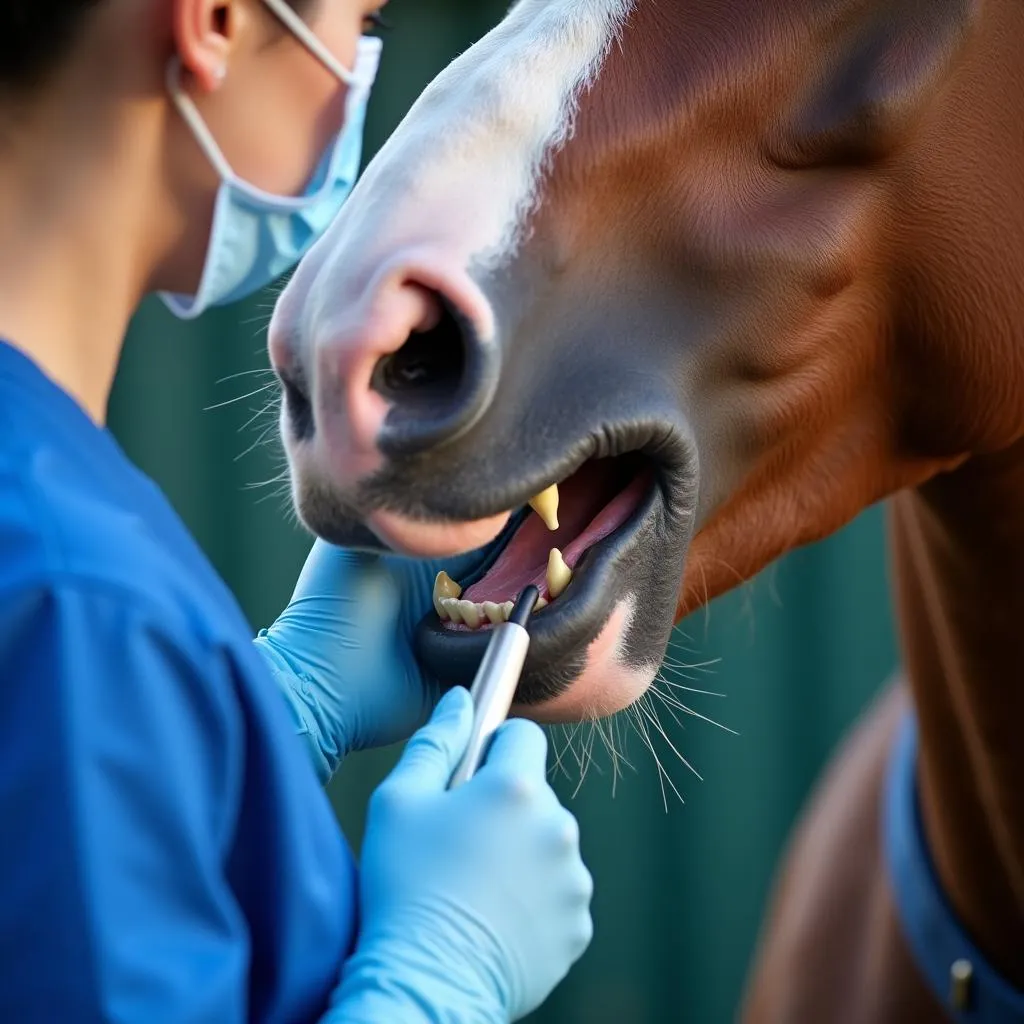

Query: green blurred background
[{"left": 109, "top": 3, "right": 898, "bottom": 1021}]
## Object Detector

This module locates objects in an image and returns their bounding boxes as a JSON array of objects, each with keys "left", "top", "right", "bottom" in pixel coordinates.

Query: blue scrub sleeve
[{"left": 0, "top": 579, "right": 251, "bottom": 1023}]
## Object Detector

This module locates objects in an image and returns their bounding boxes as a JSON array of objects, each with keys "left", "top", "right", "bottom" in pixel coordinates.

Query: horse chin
[{"left": 509, "top": 600, "right": 660, "bottom": 723}]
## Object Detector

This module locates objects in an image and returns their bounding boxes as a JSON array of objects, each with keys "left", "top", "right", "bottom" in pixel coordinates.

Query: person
[{"left": 0, "top": 0, "right": 594, "bottom": 1020}]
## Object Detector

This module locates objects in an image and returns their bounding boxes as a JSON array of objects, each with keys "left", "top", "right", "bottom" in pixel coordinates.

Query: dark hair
[
  {"left": 0, "top": 0, "right": 319, "bottom": 100},
  {"left": 0, "top": 0, "right": 107, "bottom": 97}
]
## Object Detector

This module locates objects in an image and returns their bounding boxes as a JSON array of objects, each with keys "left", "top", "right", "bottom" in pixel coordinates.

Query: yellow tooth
[
  {"left": 529, "top": 484, "right": 560, "bottom": 532},
  {"left": 433, "top": 571, "right": 462, "bottom": 617},
  {"left": 482, "top": 601, "right": 506, "bottom": 625},
  {"left": 534, "top": 597, "right": 548, "bottom": 611},
  {"left": 501, "top": 601, "right": 515, "bottom": 619},
  {"left": 458, "top": 600, "right": 483, "bottom": 629},
  {"left": 546, "top": 547, "right": 572, "bottom": 600},
  {"left": 441, "top": 597, "right": 464, "bottom": 624}
]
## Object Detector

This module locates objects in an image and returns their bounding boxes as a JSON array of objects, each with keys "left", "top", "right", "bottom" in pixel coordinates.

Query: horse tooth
[
  {"left": 529, "top": 484, "right": 560, "bottom": 532},
  {"left": 501, "top": 601, "right": 515, "bottom": 620},
  {"left": 482, "top": 601, "right": 506, "bottom": 625},
  {"left": 546, "top": 548, "right": 572, "bottom": 599},
  {"left": 458, "top": 600, "right": 483, "bottom": 629},
  {"left": 433, "top": 571, "right": 462, "bottom": 617},
  {"left": 441, "top": 597, "right": 463, "bottom": 624},
  {"left": 534, "top": 597, "right": 548, "bottom": 611}
]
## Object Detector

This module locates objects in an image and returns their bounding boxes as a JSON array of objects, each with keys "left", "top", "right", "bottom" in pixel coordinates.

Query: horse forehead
[{"left": 308, "top": 0, "right": 633, "bottom": 286}]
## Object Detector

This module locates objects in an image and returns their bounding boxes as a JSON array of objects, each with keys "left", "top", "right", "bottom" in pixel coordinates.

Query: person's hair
[
  {"left": 0, "top": 1, "right": 108, "bottom": 98},
  {"left": 0, "top": 0, "right": 318, "bottom": 100}
]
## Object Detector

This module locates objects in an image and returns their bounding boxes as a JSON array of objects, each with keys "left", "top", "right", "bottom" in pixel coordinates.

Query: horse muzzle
[{"left": 269, "top": 247, "right": 699, "bottom": 717}]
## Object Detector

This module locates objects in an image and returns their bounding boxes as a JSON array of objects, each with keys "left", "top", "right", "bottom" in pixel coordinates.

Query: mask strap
[
  {"left": 260, "top": 0, "right": 359, "bottom": 84},
  {"left": 166, "top": 58, "right": 238, "bottom": 184}
]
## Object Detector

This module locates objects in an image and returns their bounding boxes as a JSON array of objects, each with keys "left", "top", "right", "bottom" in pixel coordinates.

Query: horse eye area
[
  {"left": 370, "top": 303, "right": 466, "bottom": 406},
  {"left": 434, "top": 452, "right": 655, "bottom": 630}
]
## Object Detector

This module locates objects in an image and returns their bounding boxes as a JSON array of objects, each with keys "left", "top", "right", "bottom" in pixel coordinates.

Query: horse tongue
[
  {"left": 462, "top": 461, "right": 649, "bottom": 604},
  {"left": 463, "top": 513, "right": 559, "bottom": 604}
]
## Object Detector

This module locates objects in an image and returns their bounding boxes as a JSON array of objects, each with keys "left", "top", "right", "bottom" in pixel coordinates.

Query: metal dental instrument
[{"left": 448, "top": 585, "right": 540, "bottom": 789}]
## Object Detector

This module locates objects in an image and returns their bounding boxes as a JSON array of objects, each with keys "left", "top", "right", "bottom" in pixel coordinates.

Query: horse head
[{"left": 269, "top": 0, "right": 1024, "bottom": 722}]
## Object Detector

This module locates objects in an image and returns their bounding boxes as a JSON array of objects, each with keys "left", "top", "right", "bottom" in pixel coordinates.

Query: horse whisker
[
  {"left": 235, "top": 422, "right": 282, "bottom": 463},
  {"left": 635, "top": 695, "right": 703, "bottom": 784},
  {"left": 215, "top": 367, "right": 276, "bottom": 385},
  {"left": 628, "top": 701, "right": 684, "bottom": 811},
  {"left": 571, "top": 721, "right": 602, "bottom": 799},
  {"left": 652, "top": 684, "right": 738, "bottom": 735},
  {"left": 549, "top": 721, "right": 587, "bottom": 780},
  {"left": 660, "top": 680, "right": 726, "bottom": 698},
  {"left": 243, "top": 468, "right": 291, "bottom": 492},
  {"left": 648, "top": 678, "right": 690, "bottom": 731},
  {"left": 203, "top": 381, "right": 278, "bottom": 412}
]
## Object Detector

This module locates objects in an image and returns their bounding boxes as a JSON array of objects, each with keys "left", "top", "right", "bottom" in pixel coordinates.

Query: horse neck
[{"left": 890, "top": 439, "right": 1024, "bottom": 983}]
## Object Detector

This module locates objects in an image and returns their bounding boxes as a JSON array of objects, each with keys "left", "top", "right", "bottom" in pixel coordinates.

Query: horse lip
[{"left": 413, "top": 472, "right": 670, "bottom": 697}]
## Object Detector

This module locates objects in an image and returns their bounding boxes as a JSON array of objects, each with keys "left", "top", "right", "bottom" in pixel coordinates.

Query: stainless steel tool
[{"left": 448, "top": 585, "right": 540, "bottom": 789}]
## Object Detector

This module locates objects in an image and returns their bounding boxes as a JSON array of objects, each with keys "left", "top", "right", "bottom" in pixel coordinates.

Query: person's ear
[
  {"left": 171, "top": 0, "right": 238, "bottom": 92},
  {"left": 773, "top": 0, "right": 979, "bottom": 168}
]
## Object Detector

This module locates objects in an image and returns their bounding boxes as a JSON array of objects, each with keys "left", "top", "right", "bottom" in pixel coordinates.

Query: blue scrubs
[{"left": 0, "top": 341, "right": 356, "bottom": 1022}]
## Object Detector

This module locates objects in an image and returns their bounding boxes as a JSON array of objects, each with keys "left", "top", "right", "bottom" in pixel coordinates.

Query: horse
[{"left": 268, "top": 0, "right": 1024, "bottom": 1019}]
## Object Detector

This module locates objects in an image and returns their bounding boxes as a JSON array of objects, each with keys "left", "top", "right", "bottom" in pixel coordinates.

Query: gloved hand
[
  {"left": 254, "top": 539, "right": 487, "bottom": 783},
  {"left": 326, "top": 688, "right": 594, "bottom": 1023}
]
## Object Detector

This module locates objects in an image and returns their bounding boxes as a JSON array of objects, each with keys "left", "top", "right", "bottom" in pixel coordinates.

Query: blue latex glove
[
  {"left": 326, "top": 687, "right": 594, "bottom": 1023},
  {"left": 254, "top": 539, "right": 486, "bottom": 782}
]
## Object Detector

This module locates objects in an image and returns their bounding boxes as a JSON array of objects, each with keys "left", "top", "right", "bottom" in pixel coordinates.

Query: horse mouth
[{"left": 415, "top": 450, "right": 672, "bottom": 711}]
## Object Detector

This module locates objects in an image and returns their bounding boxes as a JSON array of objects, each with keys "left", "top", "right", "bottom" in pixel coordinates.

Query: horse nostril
[
  {"left": 280, "top": 370, "right": 315, "bottom": 442},
  {"left": 370, "top": 293, "right": 500, "bottom": 457},
  {"left": 371, "top": 306, "right": 465, "bottom": 402}
]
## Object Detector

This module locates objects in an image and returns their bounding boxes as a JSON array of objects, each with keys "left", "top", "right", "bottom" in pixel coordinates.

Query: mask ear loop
[
  {"left": 166, "top": 58, "right": 238, "bottom": 183},
  {"left": 259, "top": 0, "right": 359, "bottom": 84}
]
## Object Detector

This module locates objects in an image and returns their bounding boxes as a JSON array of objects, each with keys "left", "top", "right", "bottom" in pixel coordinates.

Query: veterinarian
[{"left": 0, "top": 0, "right": 593, "bottom": 1020}]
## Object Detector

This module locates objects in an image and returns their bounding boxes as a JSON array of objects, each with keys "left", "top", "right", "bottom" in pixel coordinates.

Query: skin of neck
[
  {"left": 890, "top": 440, "right": 1024, "bottom": 986},
  {"left": 0, "top": 5, "right": 214, "bottom": 424}
]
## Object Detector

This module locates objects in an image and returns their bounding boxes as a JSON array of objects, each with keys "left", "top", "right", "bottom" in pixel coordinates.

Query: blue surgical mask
[{"left": 160, "top": 0, "right": 382, "bottom": 320}]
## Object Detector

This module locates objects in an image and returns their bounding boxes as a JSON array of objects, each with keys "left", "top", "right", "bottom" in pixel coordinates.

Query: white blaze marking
[{"left": 295, "top": 0, "right": 634, "bottom": 330}]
